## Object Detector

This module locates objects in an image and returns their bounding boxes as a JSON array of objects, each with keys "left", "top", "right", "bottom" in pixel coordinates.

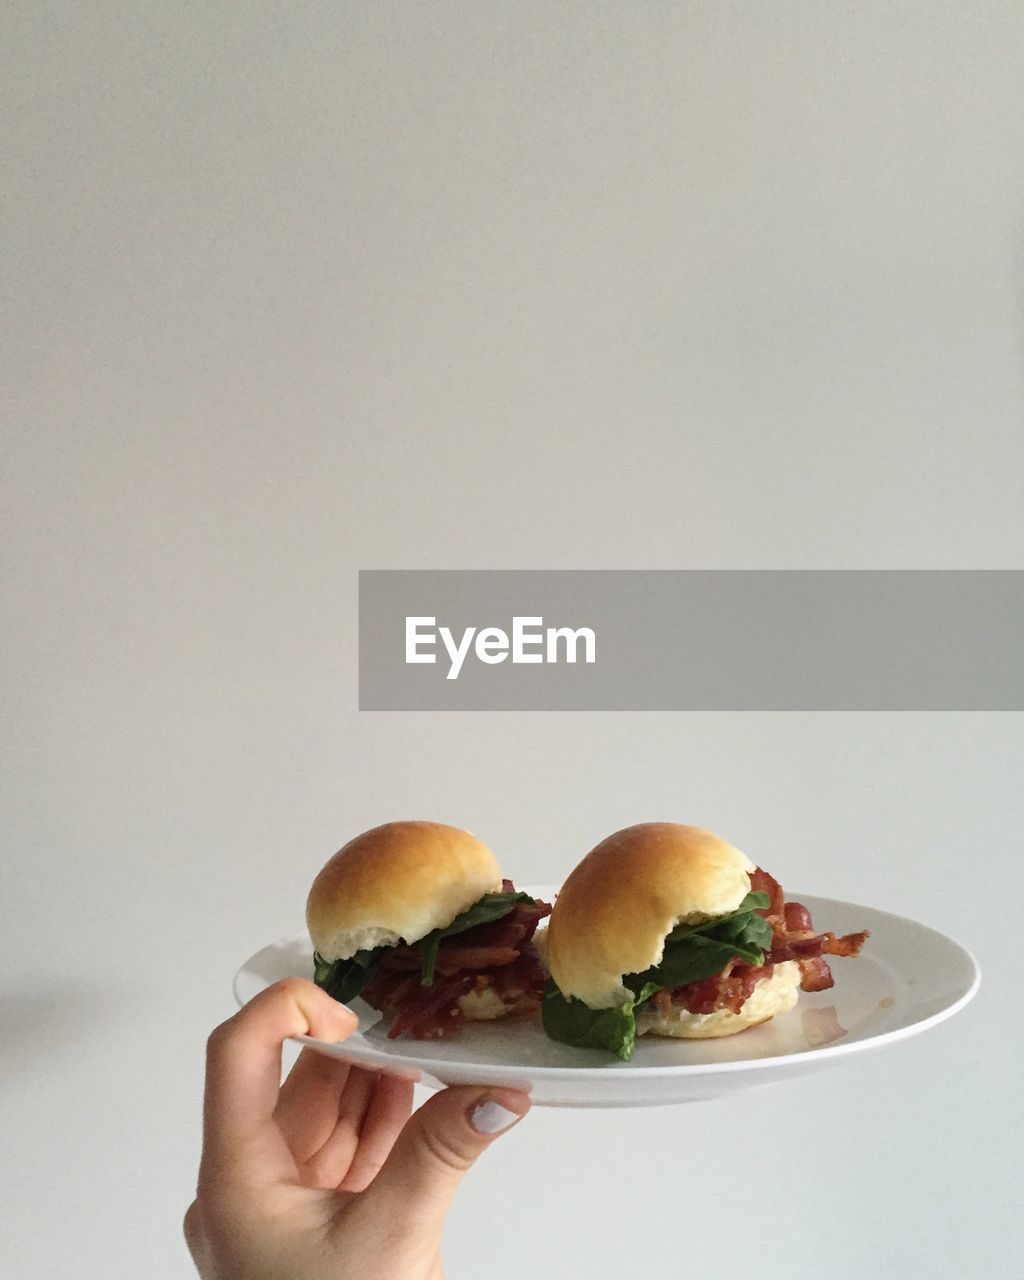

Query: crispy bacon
[
  {"left": 767, "top": 935, "right": 830, "bottom": 961},
  {"left": 435, "top": 946, "right": 521, "bottom": 974},
  {"left": 388, "top": 975, "right": 474, "bottom": 1039},
  {"left": 784, "top": 900, "right": 815, "bottom": 934},
  {"left": 455, "top": 898, "right": 550, "bottom": 948},
  {"left": 492, "top": 942, "right": 547, "bottom": 998},
  {"left": 377, "top": 898, "right": 550, "bottom": 974},
  {"left": 750, "top": 867, "right": 785, "bottom": 924},
  {"left": 677, "top": 964, "right": 768, "bottom": 1015},
  {"left": 664, "top": 869, "right": 867, "bottom": 1017},
  {"left": 797, "top": 955, "right": 835, "bottom": 992},
  {"left": 768, "top": 929, "right": 870, "bottom": 965},
  {"left": 821, "top": 929, "right": 869, "bottom": 958},
  {"left": 362, "top": 887, "right": 552, "bottom": 1039}
]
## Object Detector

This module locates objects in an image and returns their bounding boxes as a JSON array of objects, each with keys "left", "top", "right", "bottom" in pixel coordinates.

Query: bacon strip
[
  {"left": 784, "top": 901, "right": 815, "bottom": 933},
  {"left": 750, "top": 867, "right": 785, "bottom": 924},
  {"left": 797, "top": 955, "right": 835, "bottom": 992},
  {"left": 387, "top": 975, "right": 474, "bottom": 1039},
  {"left": 768, "top": 930, "right": 870, "bottom": 964},
  {"left": 664, "top": 871, "right": 868, "bottom": 1016},
  {"left": 677, "top": 965, "right": 768, "bottom": 1015},
  {"left": 435, "top": 946, "right": 521, "bottom": 974},
  {"left": 492, "top": 942, "right": 547, "bottom": 998},
  {"left": 361, "top": 887, "right": 552, "bottom": 1039}
]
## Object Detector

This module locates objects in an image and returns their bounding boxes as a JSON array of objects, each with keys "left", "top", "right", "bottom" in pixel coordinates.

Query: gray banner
[{"left": 358, "top": 570, "right": 1023, "bottom": 710}]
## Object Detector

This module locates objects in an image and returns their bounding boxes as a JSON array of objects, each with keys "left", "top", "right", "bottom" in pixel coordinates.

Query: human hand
[{"left": 184, "top": 978, "right": 530, "bottom": 1280}]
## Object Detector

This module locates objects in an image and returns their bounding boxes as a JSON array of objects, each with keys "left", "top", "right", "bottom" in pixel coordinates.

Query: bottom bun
[
  {"left": 457, "top": 987, "right": 511, "bottom": 1021},
  {"left": 636, "top": 961, "right": 801, "bottom": 1040},
  {"left": 456, "top": 987, "right": 542, "bottom": 1023}
]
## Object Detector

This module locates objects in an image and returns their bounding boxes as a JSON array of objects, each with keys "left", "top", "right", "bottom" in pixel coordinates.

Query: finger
[
  {"left": 183, "top": 1201, "right": 211, "bottom": 1275},
  {"left": 201, "top": 978, "right": 357, "bottom": 1186},
  {"left": 338, "top": 1073, "right": 415, "bottom": 1193},
  {"left": 368, "top": 1086, "right": 529, "bottom": 1225},
  {"left": 302, "top": 1066, "right": 378, "bottom": 1189},
  {"left": 274, "top": 1048, "right": 354, "bottom": 1163}
]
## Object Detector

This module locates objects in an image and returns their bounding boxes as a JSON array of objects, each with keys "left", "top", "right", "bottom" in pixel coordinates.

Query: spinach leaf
[
  {"left": 712, "top": 907, "right": 774, "bottom": 952},
  {"left": 628, "top": 935, "right": 751, "bottom": 992},
  {"left": 542, "top": 978, "right": 661, "bottom": 1062},
  {"left": 662, "top": 891, "right": 770, "bottom": 943},
  {"left": 417, "top": 889, "right": 536, "bottom": 985},
  {"left": 313, "top": 947, "right": 387, "bottom": 1004},
  {"left": 624, "top": 891, "right": 771, "bottom": 988}
]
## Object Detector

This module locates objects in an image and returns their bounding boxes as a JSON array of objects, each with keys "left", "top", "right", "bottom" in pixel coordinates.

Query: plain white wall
[{"left": 3, "top": 4, "right": 1022, "bottom": 1277}]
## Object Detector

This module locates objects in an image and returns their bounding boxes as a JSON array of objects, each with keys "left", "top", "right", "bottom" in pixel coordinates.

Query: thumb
[{"left": 369, "top": 1086, "right": 530, "bottom": 1226}]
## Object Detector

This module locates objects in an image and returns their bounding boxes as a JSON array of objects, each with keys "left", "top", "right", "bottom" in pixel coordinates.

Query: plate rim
[{"left": 233, "top": 893, "right": 980, "bottom": 1080}]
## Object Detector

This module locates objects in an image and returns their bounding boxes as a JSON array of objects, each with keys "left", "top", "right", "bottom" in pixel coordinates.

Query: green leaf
[
  {"left": 541, "top": 979, "right": 664, "bottom": 1061},
  {"left": 634, "top": 892, "right": 773, "bottom": 990},
  {"left": 631, "top": 980, "right": 663, "bottom": 1010},
  {"left": 629, "top": 934, "right": 753, "bottom": 992},
  {"left": 541, "top": 979, "right": 643, "bottom": 1061},
  {"left": 418, "top": 934, "right": 444, "bottom": 987},
  {"left": 416, "top": 890, "right": 535, "bottom": 986},
  {"left": 313, "top": 947, "right": 387, "bottom": 1004},
  {"left": 663, "top": 891, "right": 770, "bottom": 943}
]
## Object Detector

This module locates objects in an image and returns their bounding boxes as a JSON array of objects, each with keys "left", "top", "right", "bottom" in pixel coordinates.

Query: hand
[{"left": 185, "top": 978, "right": 530, "bottom": 1280}]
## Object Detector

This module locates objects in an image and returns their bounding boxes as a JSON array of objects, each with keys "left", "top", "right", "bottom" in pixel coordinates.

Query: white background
[{"left": 3, "top": 4, "right": 1022, "bottom": 1277}]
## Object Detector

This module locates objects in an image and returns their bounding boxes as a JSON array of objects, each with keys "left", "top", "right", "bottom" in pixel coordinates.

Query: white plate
[{"left": 234, "top": 888, "right": 979, "bottom": 1107}]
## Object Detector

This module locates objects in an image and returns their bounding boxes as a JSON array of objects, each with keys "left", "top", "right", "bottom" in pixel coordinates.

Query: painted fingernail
[
  {"left": 470, "top": 1100, "right": 523, "bottom": 1135},
  {"left": 323, "top": 1003, "right": 356, "bottom": 1034}
]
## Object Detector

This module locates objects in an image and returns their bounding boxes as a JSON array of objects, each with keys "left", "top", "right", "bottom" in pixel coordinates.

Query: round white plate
[{"left": 234, "top": 888, "right": 979, "bottom": 1107}]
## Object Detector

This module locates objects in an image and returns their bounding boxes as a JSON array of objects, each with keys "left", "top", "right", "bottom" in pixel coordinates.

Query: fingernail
[
  {"left": 470, "top": 1100, "right": 522, "bottom": 1135},
  {"left": 323, "top": 1002, "right": 357, "bottom": 1035}
]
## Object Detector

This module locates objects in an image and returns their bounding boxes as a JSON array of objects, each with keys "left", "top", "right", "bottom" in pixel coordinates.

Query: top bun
[
  {"left": 306, "top": 821, "right": 503, "bottom": 961},
  {"left": 547, "top": 823, "right": 754, "bottom": 1009}
]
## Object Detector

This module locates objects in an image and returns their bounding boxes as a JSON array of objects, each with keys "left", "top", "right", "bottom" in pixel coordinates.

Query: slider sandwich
[
  {"left": 308, "top": 821, "right": 551, "bottom": 1039},
  {"left": 543, "top": 823, "right": 867, "bottom": 1060}
]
